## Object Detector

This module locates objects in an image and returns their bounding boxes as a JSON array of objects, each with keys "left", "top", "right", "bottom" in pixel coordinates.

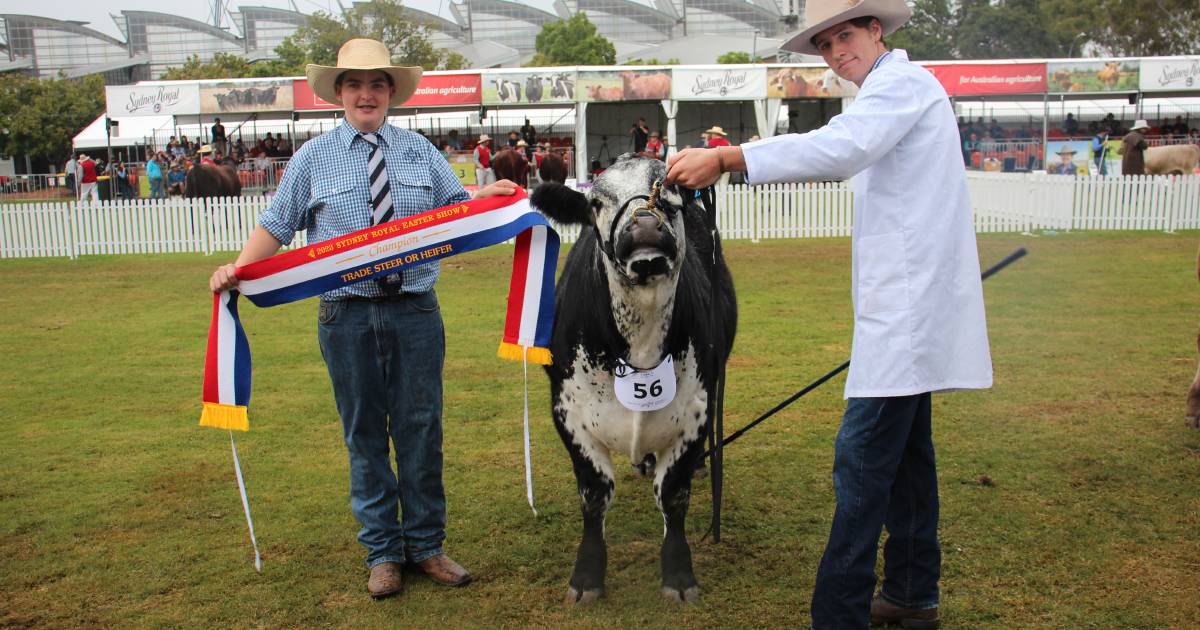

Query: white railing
[{"left": 2, "top": 173, "right": 1199, "bottom": 259}]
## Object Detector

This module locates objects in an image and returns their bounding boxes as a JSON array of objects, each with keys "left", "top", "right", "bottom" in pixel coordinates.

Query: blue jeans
[
  {"left": 150, "top": 177, "right": 165, "bottom": 199},
  {"left": 811, "top": 393, "right": 940, "bottom": 629},
  {"left": 317, "top": 293, "right": 447, "bottom": 568}
]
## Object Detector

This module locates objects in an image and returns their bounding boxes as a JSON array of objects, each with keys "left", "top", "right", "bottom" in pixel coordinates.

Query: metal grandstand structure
[{"left": 0, "top": 0, "right": 807, "bottom": 83}]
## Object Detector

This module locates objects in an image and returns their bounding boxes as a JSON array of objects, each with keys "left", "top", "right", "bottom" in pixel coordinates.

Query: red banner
[
  {"left": 292, "top": 73, "right": 482, "bottom": 111},
  {"left": 924, "top": 63, "right": 1047, "bottom": 96}
]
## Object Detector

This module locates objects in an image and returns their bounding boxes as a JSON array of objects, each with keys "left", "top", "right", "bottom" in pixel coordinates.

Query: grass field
[{"left": 2, "top": 232, "right": 1199, "bottom": 628}]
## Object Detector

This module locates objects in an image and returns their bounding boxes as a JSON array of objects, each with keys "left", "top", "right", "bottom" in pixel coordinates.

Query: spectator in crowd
[
  {"left": 474, "top": 134, "right": 494, "bottom": 186},
  {"left": 147, "top": 151, "right": 167, "bottom": 199},
  {"left": 988, "top": 118, "right": 1003, "bottom": 139},
  {"left": 212, "top": 118, "right": 227, "bottom": 156},
  {"left": 198, "top": 145, "right": 217, "bottom": 167},
  {"left": 1064, "top": 113, "right": 1079, "bottom": 136},
  {"left": 113, "top": 162, "right": 135, "bottom": 199},
  {"left": 64, "top": 154, "right": 78, "bottom": 197},
  {"left": 265, "top": 136, "right": 279, "bottom": 158},
  {"left": 589, "top": 157, "right": 604, "bottom": 180},
  {"left": 515, "top": 139, "right": 530, "bottom": 161},
  {"left": 1103, "top": 113, "right": 1120, "bottom": 135},
  {"left": 78, "top": 153, "right": 98, "bottom": 202},
  {"left": 1051, "top": 146, "right": 1078, "bottom": 175},
  {"left": 234, "top": 138, "right": 248, "bottom": 156},
  {"left": 1090, "top": 128, "right": 1110, "bottom": 176},
  {"left": 631, "top": 117, "right": 649, "bottom": 154},
  {"left": 1119, "top": 119, "right": 1150, "bottom": 175},
  {"left": 532, "top": 142, "right": 548, "bottom": 169},
  {"left": 538, "top": 151, "right": 568, "bottom": 184},
  {"left": 1172, "top": 116, "right": 1189, "bottom": 136},
  {"left": 644, "top": 131, "right": 664, "bottom": 160},
  {"left": 446, "top": 129, "right": 462, "bottom": 151},
  {"left": 507, "top": 130, "right": 520, "bottom": 148},
  {"left": 276, "top": 137, "right": 293, "bottom": 157},
  {"left": 167, "top": 162, "right": 187, "bottom": 196},
  {"left": 168, "top": 136, "right": 183, "bottom": 158},
  {"left": 962, "top": 132, "right": 980, "bottom": 167},
  {"left": 520, "top": 119, "right": 536, "bottom": 158},
  {"left": 706, "top": 126, "right": 731, "bottom": 148}
]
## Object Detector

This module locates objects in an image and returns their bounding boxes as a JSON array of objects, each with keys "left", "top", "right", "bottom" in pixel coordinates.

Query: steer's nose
[{"left": 627, "top": 208, "right": 664, "bottom": 245}]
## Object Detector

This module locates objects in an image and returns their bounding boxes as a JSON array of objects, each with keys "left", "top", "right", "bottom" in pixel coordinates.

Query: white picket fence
[{"left": 2, "top": 173, "right": 1199, "bottom": 259}]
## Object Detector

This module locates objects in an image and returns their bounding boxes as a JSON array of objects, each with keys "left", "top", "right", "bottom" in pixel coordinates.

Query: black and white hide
[{"left": 532, "top": 156, "right": 737, "bottom": 604}]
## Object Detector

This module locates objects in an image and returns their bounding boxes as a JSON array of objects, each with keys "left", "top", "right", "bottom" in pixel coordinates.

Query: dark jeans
[
  {"left": 811, "top": 393, "right": 940, "bottom": 629},
  {"left": 317, "top": 292, "right": 447, "bottom": 568}
]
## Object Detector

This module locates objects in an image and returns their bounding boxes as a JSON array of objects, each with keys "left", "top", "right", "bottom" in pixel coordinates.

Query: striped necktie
[
  {"left": 362, "top": 132, "right": 402, "bottom": 293},
  {"left": 362, "top": 132, "right": 395, "bottom": 225}
]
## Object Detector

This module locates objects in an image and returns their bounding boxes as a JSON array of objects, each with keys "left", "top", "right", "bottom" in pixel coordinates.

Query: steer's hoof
[
  {"left": 565, "top": 586, "right": 603, "bottom": 605},
  {"left": 1187, "top": 414, "right": 1200, "bottom": 429},
  {"left": 661, "top": 585, "right": 700, "bottom": 603}
]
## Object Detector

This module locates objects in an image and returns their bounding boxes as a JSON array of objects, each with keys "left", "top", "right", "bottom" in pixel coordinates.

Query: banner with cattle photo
[
  {"left": 1139, "top": 57, "right": 1200, "bottom": 92},
  {"left": 577, "top": 70, "right": 672, "bottom": 103},
  {"left": 481, "top": 71, "right": 577, "bottom": 106},
  {"left": 1047, "top": 61, "right": 1139, "bottom": 94},
  {"left": 672, "top": 67, "right": 767, "bottom": 101},
  {"left": 200, "top": 80, "right": 294, "bottom": 114},
  {"left": 766, "top": 67, "right": 858, "bottom": 99},
  {"left": 106, "top": 84, "right": 201, "bottom": 118}
]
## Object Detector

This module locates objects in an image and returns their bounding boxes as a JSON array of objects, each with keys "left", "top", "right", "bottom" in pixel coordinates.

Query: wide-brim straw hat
[
  {"left": 516, "top": 140, "right": 529, "bottom": 147},
  {"left": 478, "top": 134, "right": 492, "bottom": 142},
  {"left": 1057, "top": 146, "right": 1077, "bottom": 155},
  {"left": 305, "top": 38, "right": 422, "bottom": 108},
  {"left": 781, "top": 0, "right": 912, "bottom": 56},
  {"left": 705, "top": 126, "right": 728, "bottom": 136},
  {"left": 197, "top": 144, "right": 214, "bottom": 154},
  {"left": 1130, "top": 119, "right": 1150, "bottom": 131}
]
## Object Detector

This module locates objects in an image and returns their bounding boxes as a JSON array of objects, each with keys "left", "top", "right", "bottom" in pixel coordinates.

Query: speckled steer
[{"left": 531, "top": 157, "right": 737, "bottom": 604}]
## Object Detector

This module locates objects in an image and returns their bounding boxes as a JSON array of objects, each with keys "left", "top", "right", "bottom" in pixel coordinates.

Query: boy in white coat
[{"left": 666, "top": 1, "right": 992, "bottom": 628}]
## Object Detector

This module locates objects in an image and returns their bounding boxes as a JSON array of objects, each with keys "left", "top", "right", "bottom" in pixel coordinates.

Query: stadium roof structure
[{"left": 0, "top": 14, "right": 141, "bottom": 82}]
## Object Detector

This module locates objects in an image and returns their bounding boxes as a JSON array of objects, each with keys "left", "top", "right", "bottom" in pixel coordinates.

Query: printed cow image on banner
[
  {"left": 201, "top": 80, "right": 294, "bottom": 114},
  {"left": 1047, "top": 61, "right": 1139, "bottom": 93},
  {"left": 482, "top": 71, "right": 576, "bottom": 105},
  {"left": 578, "top": 70, "right": 671, "bottom": 102},
  {"left": 766, "top": 67, "right": 858, "bottom": 98}
]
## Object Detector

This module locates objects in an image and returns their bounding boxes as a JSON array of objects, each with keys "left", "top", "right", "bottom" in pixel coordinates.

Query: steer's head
[{"left": 532, "top": 156, "right": 687, "bottom": 287}]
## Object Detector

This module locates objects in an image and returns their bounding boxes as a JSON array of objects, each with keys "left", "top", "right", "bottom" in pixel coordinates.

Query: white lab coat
[{"left": 743, "top": 50, "right": 992, "bottom": 398}]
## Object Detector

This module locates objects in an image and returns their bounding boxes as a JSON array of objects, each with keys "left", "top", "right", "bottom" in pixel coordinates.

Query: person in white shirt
[{"left": 666, "top": 1, "right": 991, "bottom": 628}]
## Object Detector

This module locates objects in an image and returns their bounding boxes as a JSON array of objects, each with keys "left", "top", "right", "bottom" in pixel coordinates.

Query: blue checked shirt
[{"left": 258, "top": 120, "right": 470, "bottom": 300}]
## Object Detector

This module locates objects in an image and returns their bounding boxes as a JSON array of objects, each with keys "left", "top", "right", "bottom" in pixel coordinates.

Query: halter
[{"left": 596, "top": 179, "right": 679, "bottom": 264}]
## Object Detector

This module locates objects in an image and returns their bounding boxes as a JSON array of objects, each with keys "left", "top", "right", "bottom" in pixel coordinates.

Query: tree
[
  {"left": 1091, "top": 0, "right": 1200, "bottom": 56},
  {"left": 622, "top": 58, "right": 680, "bottom": 66},
  {"left": 0, "top": 73, "right": 105, "bottom": 163},
  {"left": 716, "top": 52, "right": 764, "bottom": 64},
  {"left": 887, "top": 0, "right": 957, "bottom": 61},
  {"left": 529, "top": 13, "right": 615, "bottom": 66},
  {"left": 159, "top": 53, "right": 257, "bottom": 80}
]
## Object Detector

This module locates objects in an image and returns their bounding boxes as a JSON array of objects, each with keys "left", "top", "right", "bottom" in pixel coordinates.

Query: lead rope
[
  {"left": 229, "top": 431, "right": 262, "bottom": 571},
  {"left": 522, "top": 347, "right": 538, "bottom": 515}
]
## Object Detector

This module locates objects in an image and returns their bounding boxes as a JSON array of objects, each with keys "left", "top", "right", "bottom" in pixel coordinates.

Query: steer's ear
[{"left": 531, "top": 182, "right": 591, "bottom": 225}]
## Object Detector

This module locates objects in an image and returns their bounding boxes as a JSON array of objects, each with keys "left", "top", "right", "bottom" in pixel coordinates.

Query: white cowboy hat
[
  {"left": 197, "top": 144, "right": 214, "bottom": 154},
  {"left": 478, "top": 134, "right": 492, "bottom": 142},
  {"left": 1130, "top": 119, "right": 1150, "bottom": 131},
  {"left": 1057, "top": 146, "right": 1077, "bottom": 155},
  {"left": 781, "top": 0, "right": 912, "bottom": 56},
  {"left": 516, "top": 139, "right": 529, "bottom": 147},
  {"left": 705, "top": 126, "right": 728, "bottom": 136},
  {"left": 305, "top": 38, "right": 422, "bottom": 108}
]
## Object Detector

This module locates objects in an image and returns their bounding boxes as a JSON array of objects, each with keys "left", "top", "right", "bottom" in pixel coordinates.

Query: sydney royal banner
[
  {"left": 294, "top": 73, "right": 482, "bottom": 110},
  {"left": 1139, "top": 57, "right": 1200, "bottom": 92},
  {"left": 672, "top": 67, "right": 767, "bottom": 101},
  {"left": 106, "top": 84, "right": 201, "bottom": 118},
  {"left": 925, "top": 63, "right": 1047, "bottom": 96}
]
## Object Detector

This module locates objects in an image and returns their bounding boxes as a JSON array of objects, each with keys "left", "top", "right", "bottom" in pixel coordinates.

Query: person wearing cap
[
  {"left": 1119, "top": 119, "right": 1150, "bottom": 176},
  {"left": 666, "top": 1, "right": 992, "bottom": 627},
  {"left": 208, "top": 38, "right": 517, "bottom": 601},
  {"left": 474, "top": 134, "right": 494, "bottom": 187},
  {"left": 1052, "top": 145, "right": 1079, "bottom": 175}
]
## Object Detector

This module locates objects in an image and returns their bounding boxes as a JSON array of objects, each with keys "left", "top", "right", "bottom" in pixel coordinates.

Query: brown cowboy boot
[
  {"left": 367, "top": 561, "right": 403, "bottom": 599},
  {"left": 416, "top": 553, "right": 472, "bottom": 587},
  {"left": 870, "top": 593, "right": 940, "bottom": 629}
]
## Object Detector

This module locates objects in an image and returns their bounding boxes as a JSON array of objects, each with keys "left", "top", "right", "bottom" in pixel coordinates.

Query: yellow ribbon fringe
[
  {"left": 200, "top": 402, "right": 250, "bottom": 432},
  {"left": 497, "top": 342, "right": 552, "bottom": 366}
]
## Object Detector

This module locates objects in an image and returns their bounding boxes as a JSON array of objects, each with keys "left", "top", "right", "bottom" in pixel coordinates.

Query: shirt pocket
[
  {"left": 310, "top": 177, "right": 358, "bottom": 216},
  {"left": 391, "top": 163, "right": 435, "bottom": 212},
  {"left": 857, "top": 231, "right": 911, "bottom": 315}
]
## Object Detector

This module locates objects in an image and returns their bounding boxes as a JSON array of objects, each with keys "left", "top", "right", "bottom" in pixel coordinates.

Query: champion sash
[{"left": 200, "top": 189, "right": 558, "bottom": 432}]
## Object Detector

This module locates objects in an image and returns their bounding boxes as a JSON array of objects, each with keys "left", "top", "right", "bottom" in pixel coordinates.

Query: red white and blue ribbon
[{"left": 200, "top": 190, "right": 558, "bottom": 566}]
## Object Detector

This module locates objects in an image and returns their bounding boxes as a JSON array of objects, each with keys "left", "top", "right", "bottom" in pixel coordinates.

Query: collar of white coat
[{"left": 869, "top": 48, "right": 907, "bottom": 75}]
